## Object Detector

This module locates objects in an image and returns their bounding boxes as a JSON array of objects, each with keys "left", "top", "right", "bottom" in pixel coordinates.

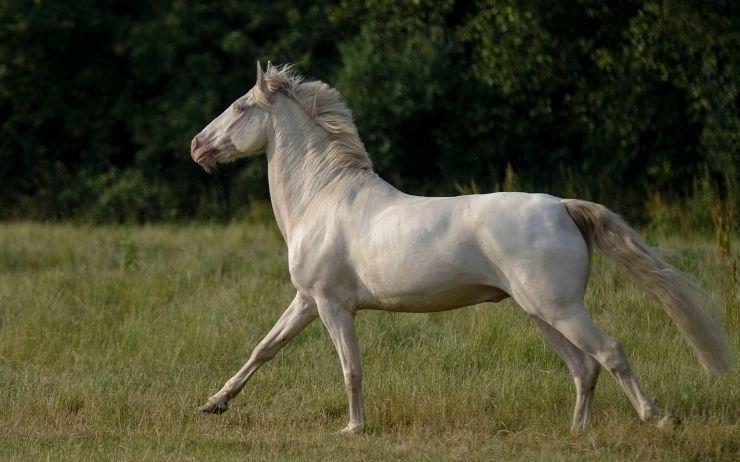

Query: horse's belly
[
  {"left": 351, "top": 214, "right": 510, "bottom": 311},
  {"left": 359, "top": 279, "right": 509, "bottom": 313}
]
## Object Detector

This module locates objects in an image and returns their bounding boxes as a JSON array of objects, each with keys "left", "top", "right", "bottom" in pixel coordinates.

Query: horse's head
[{"left": 191, "top": 62, "right": 273, "bottom": 170}]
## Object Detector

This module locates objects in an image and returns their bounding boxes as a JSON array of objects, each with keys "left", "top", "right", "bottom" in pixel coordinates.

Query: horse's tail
[{"left": 562, "top": 198, "right": 732, "bottom": 374}]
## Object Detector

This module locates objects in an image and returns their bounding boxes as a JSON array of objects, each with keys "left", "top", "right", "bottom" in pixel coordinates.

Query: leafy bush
[
  {"left": 0, "top": 1, "right": 736, "bottom": 224},
  {"left": 84, "top": 170, "right": 178, "bottom": 223}
]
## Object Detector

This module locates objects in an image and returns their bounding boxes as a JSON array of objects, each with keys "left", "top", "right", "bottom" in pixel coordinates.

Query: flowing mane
[{"left": 253, "top": 64, "right": 373, "bottom": 174}]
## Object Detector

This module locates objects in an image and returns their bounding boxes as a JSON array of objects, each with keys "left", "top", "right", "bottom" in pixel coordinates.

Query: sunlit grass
[{"left": 0, "top": 222, "right": 737, "bottom": 460}]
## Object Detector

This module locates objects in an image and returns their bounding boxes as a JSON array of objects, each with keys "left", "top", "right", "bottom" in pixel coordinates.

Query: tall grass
[{"left": 0, "top": 221, "right": 737, "bottom": 460}]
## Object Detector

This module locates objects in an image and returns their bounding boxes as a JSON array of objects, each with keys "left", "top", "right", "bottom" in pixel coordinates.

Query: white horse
[{"left": 190, "top": 62, "right": 732, "bottom": 434}]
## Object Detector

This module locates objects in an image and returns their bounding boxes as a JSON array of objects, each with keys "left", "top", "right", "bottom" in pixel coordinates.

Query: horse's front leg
[
  {"left": 199, "top": 292, "right": 318, "bottom": 414},
  {"left": 317, "top": 299, "right": 365, "bottom": 434}
]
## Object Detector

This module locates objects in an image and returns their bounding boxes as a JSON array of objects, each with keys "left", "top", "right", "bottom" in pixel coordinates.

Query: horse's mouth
[{"left": 193, "top": 148, "right": 219, "bottom": 167}]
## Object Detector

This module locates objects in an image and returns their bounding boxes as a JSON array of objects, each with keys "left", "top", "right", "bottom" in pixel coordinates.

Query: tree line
[{"left": 0, "top": 0, "right": 737, "bottom": 223}]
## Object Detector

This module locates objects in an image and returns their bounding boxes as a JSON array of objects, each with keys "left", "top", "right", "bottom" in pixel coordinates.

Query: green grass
[{"left": 0, "top": 221, "right": 737, "bottom": 460}]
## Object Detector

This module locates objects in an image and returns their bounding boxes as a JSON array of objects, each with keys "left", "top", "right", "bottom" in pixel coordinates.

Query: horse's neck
[{"left": 266, "top": 102, "right": 376, "bottom": 240}]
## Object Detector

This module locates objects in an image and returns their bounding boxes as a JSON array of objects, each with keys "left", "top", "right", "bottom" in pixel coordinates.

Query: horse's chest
[{"left": 287, "top": 238, "right": 354, "bottom": 295}]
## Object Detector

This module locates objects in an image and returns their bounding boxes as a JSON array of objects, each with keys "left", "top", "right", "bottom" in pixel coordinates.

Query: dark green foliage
[{"left": 0, "top": 1, "right": 737, "bottom": 222}]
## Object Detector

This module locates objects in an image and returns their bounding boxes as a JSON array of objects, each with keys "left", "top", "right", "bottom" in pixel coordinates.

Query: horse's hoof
[
  {"left": 656, "top": 413, "right": 681, "bottom": 429},
  {"left": 198, "top": 399, "right": 227, "bottom": 415},
  {"left": 337, "top": 422, "right": 365, "bottom": 435},
  {"left": 570, "top": 423, "right": 588, "bottom": 434}
]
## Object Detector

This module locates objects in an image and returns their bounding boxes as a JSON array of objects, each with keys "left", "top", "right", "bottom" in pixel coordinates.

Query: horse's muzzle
[{"left": 191, "top": 135, "right": 218, "bottom": 167}]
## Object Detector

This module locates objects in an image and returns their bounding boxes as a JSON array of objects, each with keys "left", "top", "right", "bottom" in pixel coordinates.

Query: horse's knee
[
  {"left": 596, "top": 339, "right": 629, "bottom": 373},
  {"left": 574, "top": 360, "right": 600, "bottom": 393},
  {"left": 343, "top": 369, "right": 363, "bottom": 389}
]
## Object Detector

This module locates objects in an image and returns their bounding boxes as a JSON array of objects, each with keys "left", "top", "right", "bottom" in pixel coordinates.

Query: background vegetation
[{"left": 0, "top": 0, "right": 737, "bottom": 226}]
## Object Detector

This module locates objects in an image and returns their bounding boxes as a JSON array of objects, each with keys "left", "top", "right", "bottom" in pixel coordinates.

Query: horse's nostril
[{"left": 191, "top": 137, "right": 199, "bottom": 151}]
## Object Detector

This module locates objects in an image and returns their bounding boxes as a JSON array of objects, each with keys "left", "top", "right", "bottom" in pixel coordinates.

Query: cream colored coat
[{"left": 190, "top": 63, "right": 731, "bottom": 434}]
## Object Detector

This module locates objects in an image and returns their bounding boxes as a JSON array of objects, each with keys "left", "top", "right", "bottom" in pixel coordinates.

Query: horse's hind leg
[
  {"left": 532, "top": 316, "right": 600, "bottom": 432},
  {"left": 542, "top": 305, "right": 670, "bottom": 424}
]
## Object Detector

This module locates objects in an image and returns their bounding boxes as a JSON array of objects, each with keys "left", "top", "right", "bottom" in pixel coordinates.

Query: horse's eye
[{"left": 233, "top": 104, "right": 244, "bottom": 114}]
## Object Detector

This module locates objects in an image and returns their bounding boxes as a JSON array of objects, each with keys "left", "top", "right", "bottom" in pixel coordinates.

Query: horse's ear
[
  {"left": 256, "top": 61, "right": 267, "bottom": 92},
  {"left": 266, "top": 60, "right": 273, "bottom": 72}
]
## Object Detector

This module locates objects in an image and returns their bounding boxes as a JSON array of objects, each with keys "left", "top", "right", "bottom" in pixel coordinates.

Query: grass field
[{"left": 0, "top": 221, "right": 737, "bottom": 460}]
